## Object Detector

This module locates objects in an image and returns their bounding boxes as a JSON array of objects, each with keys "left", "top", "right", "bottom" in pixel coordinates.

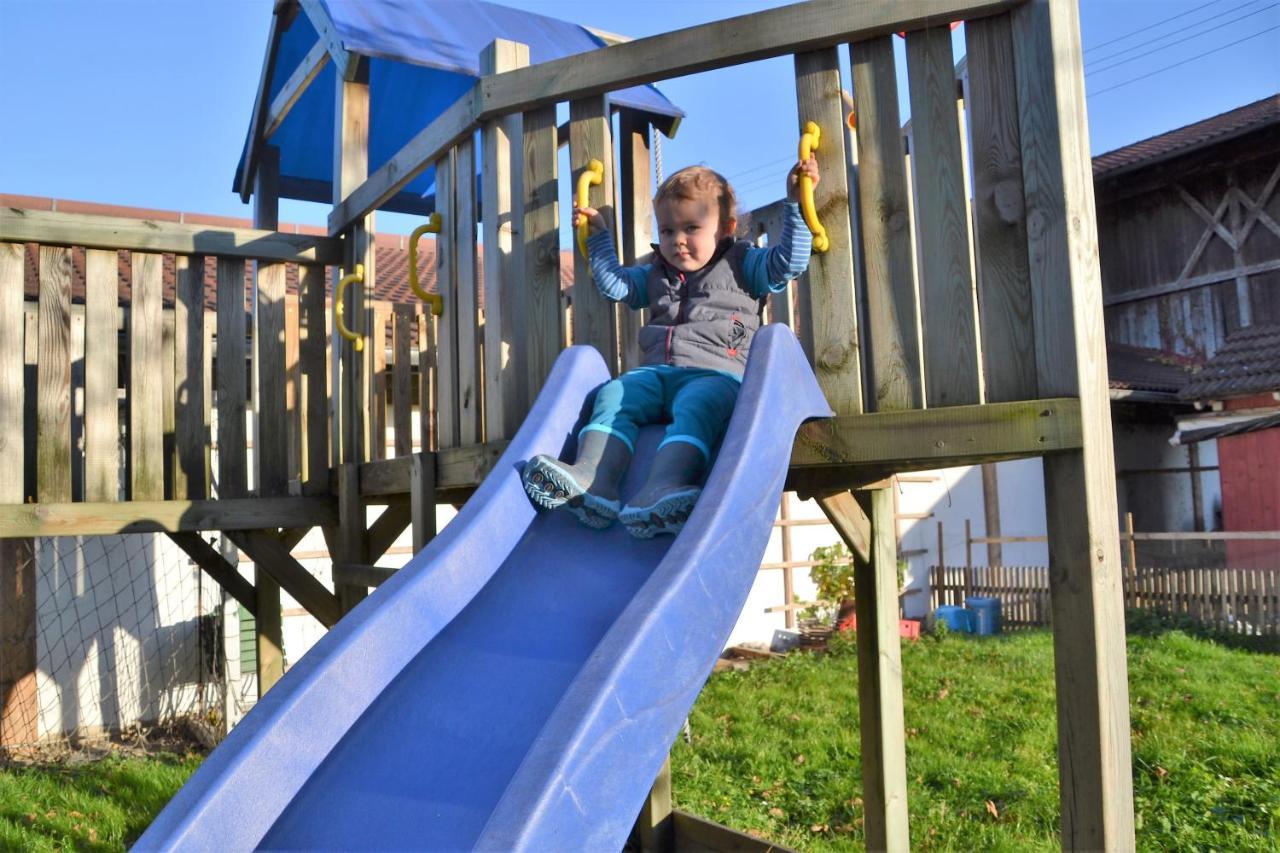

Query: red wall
[{"left": 1219, "top": 416, "right": 1280, "bottom": 569}]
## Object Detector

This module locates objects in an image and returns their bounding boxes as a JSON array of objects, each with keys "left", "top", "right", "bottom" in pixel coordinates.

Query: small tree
[{"left": 800, "top": 541, "right": 909, "bottom": 629}]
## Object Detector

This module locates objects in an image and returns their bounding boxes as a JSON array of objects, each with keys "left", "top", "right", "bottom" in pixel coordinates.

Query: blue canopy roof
[{"left": 234, "top": 0, "right": 683, "bottom": 215}]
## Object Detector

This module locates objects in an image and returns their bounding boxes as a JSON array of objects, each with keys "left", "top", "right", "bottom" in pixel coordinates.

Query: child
[{"left": 522, "top": 158, "right": 820, "bottom": 538}]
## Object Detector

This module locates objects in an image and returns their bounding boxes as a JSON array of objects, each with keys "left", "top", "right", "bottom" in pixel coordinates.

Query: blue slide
[{"left": 137, "top": 325, "right": 830, "bottom": 851}]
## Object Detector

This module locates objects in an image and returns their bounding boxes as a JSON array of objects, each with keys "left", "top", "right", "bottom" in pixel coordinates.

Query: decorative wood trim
[
  {"left": 264, "top": 40, "right": 330, "bottom": 140},
  {"left": 227, "top": 529, "right": 341, "bottom": 628},
  {"left": 236, "top": 8, "right": 285, "bottom": 200},
  {"left": 168, "top": 532, "right": 258, "bottom": 616},
  {"left": 793, "top": 397, "right": 1082, "bottom": 468},
  {"left": 0, "top": 208, "right": 342, "bottom": 265},
  {"left": 297, "top": 0, "right": 354, "bottom": 80},
  {"left": 0, "top": 496, "right": 338, "bottom": 539}
]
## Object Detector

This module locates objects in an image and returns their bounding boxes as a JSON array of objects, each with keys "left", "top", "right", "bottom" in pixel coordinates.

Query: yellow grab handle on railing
[
  {"left": 335, "top": 263, "right": 365, "bottom": 352},
  {"left": 576, "top": 158, "right": 604, "bottom": 259},
  {"left": 798, "top": 121, "right": 829, "bottom": 254},
  {"left": 409, "top": 212, "right": 444, "bottom": 316}
]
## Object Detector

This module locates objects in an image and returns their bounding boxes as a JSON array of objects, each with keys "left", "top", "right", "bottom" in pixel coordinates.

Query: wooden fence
[{"left": 930, "top": 564, "right": 1280, "bottom": 636}]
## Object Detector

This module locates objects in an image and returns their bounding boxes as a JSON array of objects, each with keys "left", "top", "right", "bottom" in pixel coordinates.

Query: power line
[
  {"left": 1085, "top": 0, "right": 1267, "bottom": 67},
  {"left": 1086, "top": 3, "right": 1278, "bottom": 77},
  {"left": 1088, "top": 24, "right": 1280, "bottom": 97},
  {"left": 1085, "top": 0, "right": 1231, "bottom": 53}
]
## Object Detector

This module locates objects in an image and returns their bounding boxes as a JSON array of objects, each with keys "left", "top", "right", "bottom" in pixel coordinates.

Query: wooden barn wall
[{"left": 1097, "top": 130, "right": 1280, "bottom": 360}]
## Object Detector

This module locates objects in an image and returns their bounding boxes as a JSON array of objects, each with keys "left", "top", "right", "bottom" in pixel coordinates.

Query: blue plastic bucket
[
  {"left": 967, "top": 596, "right": 1002, "bottom": 635},
  {"left": 934, "top": 605, "right": 973, "bottom": 633}
]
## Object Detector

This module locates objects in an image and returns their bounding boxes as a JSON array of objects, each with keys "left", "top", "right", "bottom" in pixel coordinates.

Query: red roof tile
[{"left": 1093, "top": 95, "right": 1280, "bottom": 178}]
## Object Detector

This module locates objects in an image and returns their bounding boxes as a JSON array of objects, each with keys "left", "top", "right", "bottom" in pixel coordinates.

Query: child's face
[{"left": 656, "top": 196, "right": 734, "bottom": 273}]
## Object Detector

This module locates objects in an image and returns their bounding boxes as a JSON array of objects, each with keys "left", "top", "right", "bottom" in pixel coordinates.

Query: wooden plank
[
  {"left": 793, "top": 397, "right": 1082, "bottom": 468},
  {"left": 0, "top": 244, "right": 23, "bottom": 500},
  {"left": 236, "top": 6, "right": 285, "bottom": 200},
  {"left": 670, "top": 810, "right": 794, "bottom": 853},
  {"left": 434, "top": 149, "right": 460, "bottom": 449},
  {"left": 367, "top": 498, "right": 412, "bottom": 562},
  {"left": 331, "top": 562, "right": 398, "bottom": 589},
  {"left": 1012, "top": 1, "right": 1135, "bottom": 848},
  {"left": 38, "top": 247, "right": 73, "bottom": 504},
  {"left": 168, "top": 532, "right": 258, "bottom": 615},
  {"left": 411, "top": 451, "right": 437, "bottom": 553},
  {"left": 481, "top": 0, "right": 1018, "bottom": 120},
  {"left": 285, "top": 293, "right": 302, "bottom": 488},
  {"left": 637, "top": 758, "right": 674, "bottom": 852},
  {"left": 0, "top": 496, "right": 337, "bottom": 537},
  {"left": 299, "top": 263, "right": 329, "bottom": 492},
  {"left": 454, "top": 139, "right": 482, "bottom": 445},
  {"left": 481, "top": 39, "right": 530, "bottom": 441},
  {"left": 264, "top": 40, "right": 330, "bottom": 140},
  {"left": 0, "top": 242, "right": 34, "bottom": 747},
  {"left": 0, "top": 208, "right": 341, "bottom": 265},
  {"left": 328, "top": 90, "right": 479, "bottom": 236},
  {"left": 84, "top": 249, "right": 120, "bottom": 502},
  {"left": 128, "top": 253, "right": 164, "bottom": 501},
  {"left": 174, "top": 256, "right": 208, "bottom": 499},
  {"left": 966, "top": 13, "right": 1036, "bottom": 402},
  {"left": 905, "top": 26, "right": 979, "bottom": 406},
  {"left": 850, "top": 36, "right": 921, "bottom": 411},
  {"left": 393, "top": 304, "right": 414, "bottom": 457},
  {"left": 297, "top": 0, "right": 353, "bottom": 80},
  {"left": 569, "top": 95, "right": 618, "bottom": 369},
  {"left": 325, "top": 0, "right": 1017, "bottom": 238},
  {"left": 794, "top": 48, "right": 862, "bottom": 415},
  {"left": 228, "top": 529, "right": 341, "bottom": 628},
  {"left": 369, "top": 305, "right": 388, "bottom": 460},
  {"left": 618, "top": 110, "right": 652, "bottom": 374},
  {"left": 254, "top": 151, "right": 286, "bottom": 696},
  {"left": 816, "top": 490, "right": 872, "bottom": 566},
  {"left": 522, "top": 104, "right": 563, "bottom": 400},
  {"left": 418, "top": 310, "right": 437, "bottom": 453},
  {"left": 161, "top": 307, "right": 175, "bottom": 499},
  {"left": 216, "top": 258, "right": 249, "bottom": 500},
  {"left": 337, "top": 463, "right": 368, "bottom": 613}
]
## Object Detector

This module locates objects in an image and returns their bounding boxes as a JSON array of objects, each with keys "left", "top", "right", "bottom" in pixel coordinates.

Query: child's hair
[{"left": 654, "top": 166, "right": 737, "bottom": 227}]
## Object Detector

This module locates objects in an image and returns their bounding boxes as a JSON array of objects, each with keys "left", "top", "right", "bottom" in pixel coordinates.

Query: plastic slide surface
[{"left": 137, "top": 324, "right": 830, "bottom": 851}]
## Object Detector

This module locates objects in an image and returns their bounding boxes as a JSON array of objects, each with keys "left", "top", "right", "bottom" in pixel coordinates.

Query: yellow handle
[
  {"left": 798, "top": 121, "right": 829, "bottom": 253},
  {"left": 335, "top": 263, "right": 365, "bottom": 353},
  {"left": 409, "top": 212, "right": 444, "bottom": 316},
  {"left": 576, "top": 158, "right": 604, "bottom": 259}
]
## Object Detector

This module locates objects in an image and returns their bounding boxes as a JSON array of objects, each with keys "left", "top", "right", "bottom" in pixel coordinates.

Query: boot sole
[
  {"left": 619, "top": 488, "right": 702, "bottom": 539},
  {"left": 522, "top": 456, "right": 584, "bottom": 511},
  {"left": 566, "top": 493, "right": 621, "bottom": 530}
]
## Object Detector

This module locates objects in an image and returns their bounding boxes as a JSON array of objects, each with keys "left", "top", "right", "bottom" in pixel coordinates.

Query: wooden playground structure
[{"left": 0, "top": 0, "right": 1136, "bottom": 848}]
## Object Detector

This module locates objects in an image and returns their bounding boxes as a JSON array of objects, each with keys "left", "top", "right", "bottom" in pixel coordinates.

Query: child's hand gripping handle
[
  {"left": 576, "top": 159, "right": 604, "bottom": 259},
  {"left": 409, "top": 212, "right": 444, "bottom": 317},
  {"left": 335, "top": 264, "right": 365, "bottom": 353},
  {"left": 798, "top": 122, "right": 829, "bottom": 253}
]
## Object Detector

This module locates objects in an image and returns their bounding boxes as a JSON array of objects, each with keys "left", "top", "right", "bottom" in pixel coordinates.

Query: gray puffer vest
[{"left": 639, "top": 238, "right": 765, "bottom": 376}]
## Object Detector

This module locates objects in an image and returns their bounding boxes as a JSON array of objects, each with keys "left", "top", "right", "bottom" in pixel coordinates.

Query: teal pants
[{"left": 580, "top": 365, "right": 741, "bottom": 463}]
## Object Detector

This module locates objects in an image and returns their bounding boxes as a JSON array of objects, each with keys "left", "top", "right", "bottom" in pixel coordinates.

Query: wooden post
[
  {"left": 480, "top": 39, "right": 529, "bottom": 439},
  {"left": 794, "top": 47, "right": 863, "bottom": 415},
  {"left": 253, "top": 144, "right": 287, "bottom": 693},
  {"left": 410, "top": 452, "right": 437, "bottom": 554},
  {"left": 568, "top": 95, "right": 618, "bottom": 369},
  {"left": 1012, "top": 1, "right": 1135, "bottom": 847},
  {"left": 453, "top": 139, "right": 481, "bottom": 446},
  {"left": 855, "top": 489, "right": 910, "bottom": 850},
  {"left": 982, "top": 464, "right": 1003, "bottom": 566},
  {"left": 0, "top": 241, "right": 36, "bottom": 747},
  {"left": 849, "top": 35, "right": 922, "bottom": 411},
  {"left": 334, "top": 59, "right": 374, "bottom": 612},
  {"left": 299, "top": 263, "right": 329, "bottom": 494},
  {"left": 964, "top": 518, "right": 973, "bottom": 601},
  {"left": 637, "top": 758, "right": 674, "bottom": 852},
  {"left": 1125, "top": 512, "right": 1137, "bottom": 609},
  {"left": 780, "top": 493, "right": 795, "bottom": 630},
  {"left": 618, "top": 109, "right": 653, "bottom": 373},
  {"left": 936, "top": 519, "right": 944, "bottom": 570},
  {"left": 522, "top": 103, "right": 562, "bottom": 399}
]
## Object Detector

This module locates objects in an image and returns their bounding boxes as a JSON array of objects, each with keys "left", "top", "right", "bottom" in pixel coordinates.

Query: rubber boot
[
  {"left": 619, "top": 441, "right": 706, "bottom": 539},
  {"left": 522, "top": 431, "right": 632, "bottom": 529}
]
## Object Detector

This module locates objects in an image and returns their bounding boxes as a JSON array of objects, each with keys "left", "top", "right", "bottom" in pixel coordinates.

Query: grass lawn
[
  {"left": 672, "top": 628, "right": 1279, "bottom": 851},
  {"left": 1, "top": 629, "right": 1275, "bottom": 850}
]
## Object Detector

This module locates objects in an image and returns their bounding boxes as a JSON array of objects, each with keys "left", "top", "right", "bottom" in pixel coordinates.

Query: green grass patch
[
  {"left": 2, "top": 630, "right": 1275, "bottom": 851},
  {"left": 672, "top": 630, "right": 1279, "bottom": 851},
  {"left": 0, "top": 751, "right": 202, "bottom": 851}
]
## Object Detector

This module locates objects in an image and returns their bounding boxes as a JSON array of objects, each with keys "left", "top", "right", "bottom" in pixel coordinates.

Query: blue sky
[{"left": 1, "top": 0, "right": 1277, "bottom": 234}]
